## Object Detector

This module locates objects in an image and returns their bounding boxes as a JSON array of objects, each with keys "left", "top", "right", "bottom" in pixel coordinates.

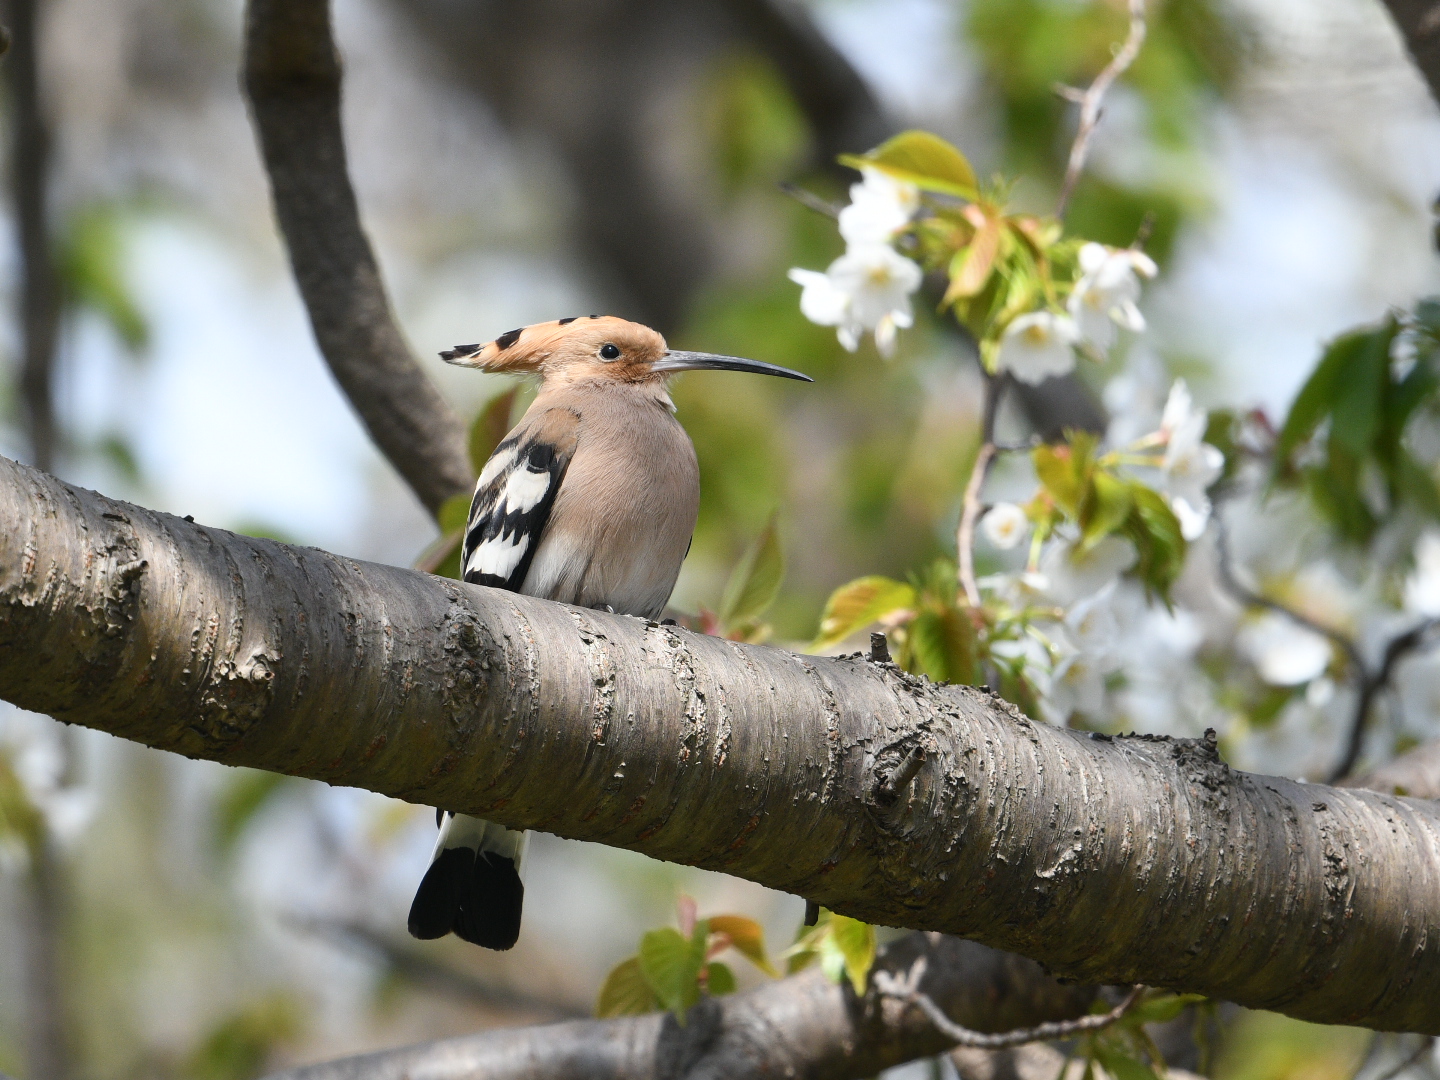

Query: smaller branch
[
  {"left": 1212, "top": 511, "right": 1364, "bottom": 675},
  {"left": 875, "top": 958, "right": 1142, "bottom": 1050},
  {"left": 1055, "top": 0, "right": 1148, "bottom": 220},
  {"left": 1330, "top": 618, "right": 1440, "bottom": 783},
  {"left": 779, "top": 181, "right": 842, "bottom": 219},
  {"left": 957, "top": 374, "right": 1007, "bottom": 607}
]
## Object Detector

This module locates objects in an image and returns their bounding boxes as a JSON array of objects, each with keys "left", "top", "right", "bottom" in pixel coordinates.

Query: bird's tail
[{"left": 407, "top": 813, "right": 527, "bottom": 950}]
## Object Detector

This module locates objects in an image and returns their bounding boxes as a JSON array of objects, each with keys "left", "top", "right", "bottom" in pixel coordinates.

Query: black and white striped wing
[{"left": 461, "top": 408, "right": 579, "bottom": 591}]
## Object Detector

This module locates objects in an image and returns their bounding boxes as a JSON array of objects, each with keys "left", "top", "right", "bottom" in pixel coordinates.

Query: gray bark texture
[
  {"left": 263, "top": 934, "right": 1092, "bottom": 1080},
  {"left": 2, "top": 455, "right": 1440, "bottom": 1033},
  {"left": 242, "top": 0, "right": 473, "bottom": 515}
]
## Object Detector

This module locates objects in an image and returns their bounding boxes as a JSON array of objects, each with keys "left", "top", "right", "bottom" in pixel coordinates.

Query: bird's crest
[{"left": 440, "top": 316, "right": 667, "bottom": 378}]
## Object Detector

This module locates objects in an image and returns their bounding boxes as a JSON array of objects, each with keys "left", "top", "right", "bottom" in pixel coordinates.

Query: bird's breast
[{"left": 520, "top": 398, "right": 699, "bottom": 618}]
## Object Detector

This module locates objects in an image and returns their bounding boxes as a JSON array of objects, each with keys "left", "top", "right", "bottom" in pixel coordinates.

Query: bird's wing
[{"left": 461, "top": 407, "right": 580, "bottom": 591}]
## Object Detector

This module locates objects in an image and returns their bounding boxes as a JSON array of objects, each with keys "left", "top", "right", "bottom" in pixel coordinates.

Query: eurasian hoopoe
[{"left": 407, "top": 315, "right": 811, "bottom": 950}]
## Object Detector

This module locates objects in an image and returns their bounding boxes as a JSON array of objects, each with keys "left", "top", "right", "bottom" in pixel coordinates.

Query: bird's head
[{"left": 440, "top": 316, "right": 812, "bottom": 386}]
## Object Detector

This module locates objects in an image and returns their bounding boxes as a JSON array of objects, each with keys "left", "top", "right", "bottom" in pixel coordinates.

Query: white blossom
[
  {"left": 1157, "top": 380, "right": 1224, "bottom": 540},
  {"left": 1404, "top": 531, "right": 1440, "bottom": 616},
  {"left": 838, "top": 167, "right": 920, "bottom": 245},
  {"left": 789, "top": 243, "right": 922, "bottom": 356},
  {"left": 1067, "top": 242, "right": 1156, "bottom": 352},
  {"left": 1238, "top": 612, "right": 1332, "bottom": 686},
  {"left": 1038, "top": 535, "right": 1137, "bottom": 606},
  {"left": 981, "top": 503, "right": 1030, "bottom": 550},
  {"left": 994, "top": 311, "right": 1079, "bottom": 385},
  {"left": 1044, "top": 588, "right": 1124, "bottom": 720}
]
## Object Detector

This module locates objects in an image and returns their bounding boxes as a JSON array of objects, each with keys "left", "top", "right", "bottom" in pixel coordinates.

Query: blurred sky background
[{"left": 1, "top": 0, "right": 1437, "bottom": 1076}]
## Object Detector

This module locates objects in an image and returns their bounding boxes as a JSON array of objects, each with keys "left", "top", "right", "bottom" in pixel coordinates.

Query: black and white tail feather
[{"left": 406, "top": 412, "right": 577, "bottom": 951}]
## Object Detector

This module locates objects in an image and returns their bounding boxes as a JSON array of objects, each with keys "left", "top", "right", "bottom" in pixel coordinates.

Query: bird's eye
[{"left": 599, "top": 343, "right": 621, "bottom": 361}]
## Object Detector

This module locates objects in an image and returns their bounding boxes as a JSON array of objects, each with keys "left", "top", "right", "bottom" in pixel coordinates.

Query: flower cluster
[{"left": 788, "top": 168, "right": 924, "bottom": 356}]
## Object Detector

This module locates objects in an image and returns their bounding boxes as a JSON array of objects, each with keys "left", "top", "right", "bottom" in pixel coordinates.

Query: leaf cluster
[
  {"left": 782, "top": 909, "right": 877, "bottom": 997},
  {"left": 1275, "top": 309, "right": 1440, "bottom": 543},
  {"left": 1031, "top": 432, "right": 1186, "bottom": 600},
  {"left": 595, "top": 902, "right": 777, "bottom": 1023}
]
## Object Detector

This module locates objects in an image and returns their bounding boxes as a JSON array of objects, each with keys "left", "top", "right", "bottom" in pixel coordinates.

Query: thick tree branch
[
  {"left": 2, "top": 455, "right": 1440, "bottom": 1032},
  {"left": 262, "top": 934, "right": 1093, "bottom": 1080},
  {"left": 242, "top": 0, "right": 472, "bottom": 515}
]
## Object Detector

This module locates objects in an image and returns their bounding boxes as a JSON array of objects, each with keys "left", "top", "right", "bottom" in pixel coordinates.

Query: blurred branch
[
  {"left": 779, "top": 181, "right": 842, "bottom": 219},
  {"left": 957, "top": 375, "right": 1005, "bottom": 607},
  {"left": 3, "top": 456, "right": 1440, "bottom": 1031},
  {"left": 260, "top": 934, "right": 1095, "bottom": 1080},
  {"left": 292, "top": 916, "right": 587, "bottom": 1018},
  {"left": 242, "top": 0, "right": 472, "bottom": 515},
  {"left": 20, "top": 836, "right": 72, "bottom": 1080},
  {"left": 1215, "top": 503, "right": 1440, "bottom": 782},
  {"left": 1331, "top": 619, "right": 1440, "bottom": 783},
  {"left": 1054, "top": 0, "right": 1148, "bottom": 220},
  {"left": 1378, "top": 1, "right": 1440, "bottom": 111},
  {"left": 7, "top": 0, "right": 61, "bottom": 473},
  {"left": 390, "top": 0, "right": 887, "bottom": 331},
  {"left": 1344, "top": 737, "right": 1440, "bottom": 800}
]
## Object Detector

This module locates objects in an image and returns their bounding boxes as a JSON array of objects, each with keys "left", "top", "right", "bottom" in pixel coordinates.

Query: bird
[{"left": 407, "top": 315, "right": 811, "bottom": 950}]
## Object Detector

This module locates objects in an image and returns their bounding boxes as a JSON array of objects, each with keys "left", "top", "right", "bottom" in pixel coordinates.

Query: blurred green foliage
[
  {"left": 1212, "top": 1010, "right": 1369, "bottom": 1080},
  {"left": 185, "top": 993, "right": 305, "bottom": 1080},
  {"left": 59, "top": 202, "right": 150, "bottom": 355}
]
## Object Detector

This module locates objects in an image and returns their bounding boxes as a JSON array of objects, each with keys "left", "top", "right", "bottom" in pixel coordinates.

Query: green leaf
[
  {"left": 1091, "top": 1042, "right": 1162, "bottom": 1080},
  {"left": 1123, "top": 992, "right": 1208, "bottom": 1026},
  {"left": 827, "top": 915, "right": 876, "bottom": 997},
  {"left": 437, "top": 492, "right": 472, "bottom": 534},
  {"left": 903, "top": 605, "right": 979, "bottom": 685},
  {"left": 214, "top": 770, "right": 294, "bottom": 855},
  {"left": 1082, "top": 470, "right": 1134, "bottom": 551},
  {"left": 469, "top": 388, "right": 519, "bottom": 476},
  {"left": 1124, "top": 485, "right": 1186, "bottom": 600},
  {"left": 638, "top": 926, "right": 706, "bottom": 1023},
  {"left": 810, "top": 576, "right": 917, "bottom": 652},
  {"left": 945, "top": 215, "right": 1003, "bottom": 302},
  {"left": 0, "top": 750, "right": 43, "bottom": 854},
  {"left": 707, "top": 914, "right": 778, "bottom": 977},
  {"left": 839, "top": 130, "right": 978, "bottom": 198},
  {"left": 718, "top": 511, "right": 785, "bottom": 627},
  {"left": 186, "top": 992, "right": 304, "bottom": 1080},
  {"left": 596, "top": 956, "right": 660, "bottom": 1018},
  {"left": 704, "top": 961, "right": 737, "bottom": 996},
  {"left": 60, "top": 203, "right": 148, "bottom": 353},
  {"left": 1328, "top": 322, "right": 1393, "bottom": 458},
  {"left": 1033, "top": 436, "right": 1097, "bottom": 519},
  {"left": 1277, "top": 328, "right": 1371, "bottom": 461}
]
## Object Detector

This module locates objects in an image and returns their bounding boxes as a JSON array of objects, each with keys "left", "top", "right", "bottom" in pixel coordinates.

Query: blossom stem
[
  {"left": 1054, "top": 0, "right": 1148, "bottom": 221},
  {"left": 958, "top": 373, "right": 1008, "bottom": 607}
]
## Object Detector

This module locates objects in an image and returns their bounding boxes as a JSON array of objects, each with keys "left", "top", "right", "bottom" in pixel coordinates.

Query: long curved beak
[{"left": 652, "top": 351, "right": 813, "bottom": 382}]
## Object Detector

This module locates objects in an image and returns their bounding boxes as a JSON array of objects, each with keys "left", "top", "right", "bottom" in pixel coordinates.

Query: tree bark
[
  {"left": 262, "top": 934, "right": 1092, "bottom": 1080},
  {"left": 242, "top": 0, "right": 473, "bottom": 515},
  {"left": 2, "top": 456, "right": 1439, "bottom": 1032}
]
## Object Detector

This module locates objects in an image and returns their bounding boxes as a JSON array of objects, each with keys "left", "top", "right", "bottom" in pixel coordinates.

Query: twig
[
  {"left": 1055, "top": 0, "right": 1148, "bottom": 220},
  {"left": 875, "top": 958, "right": 1143, "bottom": 1050},
  {"left": 957, "top": 373, "right": 1007, "bottom": 607},
  {"left": 779, "top": 181, "right": 843, "bottom": 219},
  {"left": 1330, "top": 619, "right": 1440, "bottom": 783}
]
